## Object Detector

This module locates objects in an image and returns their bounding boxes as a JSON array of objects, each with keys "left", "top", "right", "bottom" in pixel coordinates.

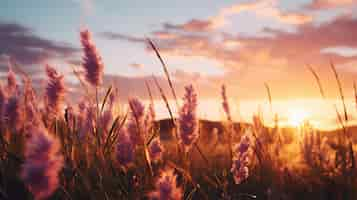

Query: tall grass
[{"left": 0, "top": 29, "right": 356, "bottom": 200}]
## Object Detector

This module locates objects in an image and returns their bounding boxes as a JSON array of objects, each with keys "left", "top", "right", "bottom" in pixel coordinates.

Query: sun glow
[{"left": 287, "top": 108, "right": 310, "bottom": 126}]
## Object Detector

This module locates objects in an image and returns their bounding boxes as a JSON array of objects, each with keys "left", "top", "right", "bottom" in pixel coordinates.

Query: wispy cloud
[
  {"left": 0, "top": 22, "right": 79, "bottom": 77},
  {"left": 98, "top": 11, "right": 357, "bottom": 99},
  {"left": 0, "top": 22, "right": 78, "bottom": 65},
  {"left": 211, "top": 0, "right": 313, "bottom": 27},
  {"left": 305, "top": 0, "right": 356, "bottom": 10},
  {"left": 98, "top": 32, "right": 145, "bottom": 43}
]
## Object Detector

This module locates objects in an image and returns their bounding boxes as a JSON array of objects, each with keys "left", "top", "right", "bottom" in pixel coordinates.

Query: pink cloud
[
  {"left": 212, "top": 0, "right": 313, "bottom": 27},
  {"left": 305, "top": 0, "right": 356, "bottom": 10},
  {"left": 100, "top": 11, "right": 357, "bottom": 99}
]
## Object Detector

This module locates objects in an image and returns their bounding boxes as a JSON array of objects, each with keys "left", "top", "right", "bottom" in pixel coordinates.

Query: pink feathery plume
[
  {"left": 23, "top": 76, "right": 37, "bottom": 104},
  {"left": 3, "top": 95, "right": 23, "bottom": 132},
  {"left": 148, "top": 102, "right": 156, "bottom": 121},
  {"left": 45, "top": 65, "right": 66, "bottom": 117},
  {"left": 99, "top": 88, "right": 117, "bottom": 136},
  {"left": 24, "top": 102, "right": 41, "bottom": 128},
  {"left": 178, "top": 84, "right": 199, "bottom": 153},
  {"left": 231, "top": 130, "right": 251, "bottom": 184},
  {"left": 6, "top": 65, "right": 18, "bottom": 96},
  {"left": 148, "top": 137, "right": 164, "bottom": 163},
  {"left": 80, "top": 29, "right": 104, "bottom": 87},
  {"left": 116, "top": 129, "right": 135, "bottom": 167},
  {"left": 64, "top": 106, "right": 76, "bottom": 130},
  {"left": 100, "top": 109, "right": 113, "bottom": 139},
  {"left": 108, "top": 87, "right": 118, "bottom": 108},
  {"left": 144, "top": 102, "right": 156, "bottom": 138},
  {"left": 79, "top": 104, "right": 95, "bottom": 139},
  {"left": 221, "top": 84, "right": 232, "bottom": 121},
  {"left": 0, "top": 83, "right": 7, "bottom": 127},
  {"left": 127, "top": 97, "right": 145, "bottom": 146},
  {"left": 149, "top": 168, "right": 182, "bottom": 200},
  {"left": 21, "top": 125, "right": 64, "bottom": 200}
]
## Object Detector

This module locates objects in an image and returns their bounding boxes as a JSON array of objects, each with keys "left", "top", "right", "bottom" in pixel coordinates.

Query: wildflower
[
  {"left": 21, "top": 125, "right": 63, "bottom": 200},
  {"left": 178, "top": 84, "right": 199, "bottom": 152},
  {"left": 80, "top": 29, "right": 104, "bottom": 87},
  {"left": 45, "top": 65, "right": 65, "bottom": 117},
  {"left": 149, "top": 138, "right": 164, "bottom": 162},
  {"left": 149, "top": 168, "right": 182, "bottom": 200},
  {"left": 221, "top": 84, "right": 232, "bottom": 121},
  {"left": 116, "top": 130, "right": 135, "bottom": 167},
  {"left": 231, "top": 130, "right": 251, "bottom": 184},
  {"left": 127, "top": 97, "right": 145, "bottom": 146}
]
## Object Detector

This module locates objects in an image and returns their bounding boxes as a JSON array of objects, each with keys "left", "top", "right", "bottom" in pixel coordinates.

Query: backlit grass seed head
[
  {"left": 7, "top": 67, "right": 17, "bottom": 95},
  {"left": 221, "top": 84, "right": 232, "bottom": 121},
  {"left": 64, "top": 106, "right": 76, "bottom": 129},
  {"left": 80, "top": 29, "right": 104, "bottom": 87},
  {"left": 45, "top": 65, "right": 66, "bottom": 117},
  {"left": 0, "top": 83, "right": 7, "bottom": 127},
  {"left": 127, "top": 97, "right": 145, "bottom": 146},
  {"left": 116, "top": 130, "right": 135, "bottom": 167},
  {"left": 100, "top": 109, "right": 113, "bottom": 137},
  {"left": 149, "top": 138, "right": 164, "bottom": 162},
  {"left": 21, "top": 126, "right": 63, "bottom": 200},
  {"left": 144, "top": 102, "right": 156, "bottom": 137},
  {"left": 178, "top": 84, "right": 199, "bottom": 152},
  {"left": 25, "top": 102, "right": 40, "bottom": 127},
  {"left": 79, "top": 105, "right": 95, "bottom": 139},
  {"left": 231, "top": 131, "right": 251, "bottom": 184},
  {"left": 3, "top": 95, "right": 23, "bottom": 132},
  {"left": 149, "top": 168, "right": 182, "bottom": 200}
]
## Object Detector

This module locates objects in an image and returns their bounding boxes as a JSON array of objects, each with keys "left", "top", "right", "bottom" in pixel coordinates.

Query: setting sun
[{"left": 287, "top": 108, "right": 310, "bottom": 126}]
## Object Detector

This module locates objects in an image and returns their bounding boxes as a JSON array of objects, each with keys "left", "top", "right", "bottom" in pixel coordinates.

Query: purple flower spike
[
  {"left": 116, "top": 130, "right": 135, "bottom": 167},
  {"left": 149, "top": 168, "right": 182, "bottom": 200},
  {"left": 178, "top": 84, "right": 199, "bottom": 153},
  {"left": 127, "top": 97, "right": 145, "bottom": 146},
  {"left": 80, "top": 30, "right": 104, "bottom": 87},
  {"left": 21, "top": 126, "right": 63, "bottom": 200},
  {"left": 45, "top": 65, "right": 65, "bottom": 117},
  {"left": 231, "top": 130, "right": 251, "bottom": 184},
  {"left": 149, "top": 138, "right": 164, "bottom": 162}
]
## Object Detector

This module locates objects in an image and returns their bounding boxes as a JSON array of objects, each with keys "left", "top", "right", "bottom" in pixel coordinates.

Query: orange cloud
[{"left": 100, "top": 11, "right": 357, "bottom": 100}]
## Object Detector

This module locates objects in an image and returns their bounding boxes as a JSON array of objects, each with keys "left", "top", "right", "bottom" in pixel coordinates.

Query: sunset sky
[{"left": 1, "top": 0, "right": 357, "bottom": 128}]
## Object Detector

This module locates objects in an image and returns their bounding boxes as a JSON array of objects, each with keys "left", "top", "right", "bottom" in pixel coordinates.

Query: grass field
[{"left": 0, "top": 29, "right": 356, "bottom": 200}]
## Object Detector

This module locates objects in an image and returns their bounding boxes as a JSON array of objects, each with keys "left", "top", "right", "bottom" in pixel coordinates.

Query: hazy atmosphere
[{"left": 1, "top": 1, "right": 357, "bottom": 199}]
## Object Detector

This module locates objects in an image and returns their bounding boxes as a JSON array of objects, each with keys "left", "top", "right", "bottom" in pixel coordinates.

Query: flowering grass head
[
  {"left": 149, "top": 137, "right": 164, "bottom": 163},
  {"left": 127, "top": 97, "right": 145, "bottom": 146},
  {"left": 221, "top": 84, "right": 232, "bottom": 121},
  {"left": 149, "top": 168, "right": 182, "bottom": 200},
  {"left": 80, "top": 29, "right": 104, "bottom": 87},
  {"left": 231, "top": 130, "right": 251, "bottom": 184},
  {"left": 6, "top": 66, "right": 18, "bottom": 95},
  {"left": 3, "top": 94, "right": 23, "bottom": 132},
  {"left": 21, "top": 125, "right": 63, "bottom": 200},
  {"left": 116, "top": 129, "right": 135, "bottom": 167},
  {"left": 178, "top": 84, "right": 199, "bottom": 152},
  {"left": 45, "top": 64, "right": 66, "bottom": 117}
]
